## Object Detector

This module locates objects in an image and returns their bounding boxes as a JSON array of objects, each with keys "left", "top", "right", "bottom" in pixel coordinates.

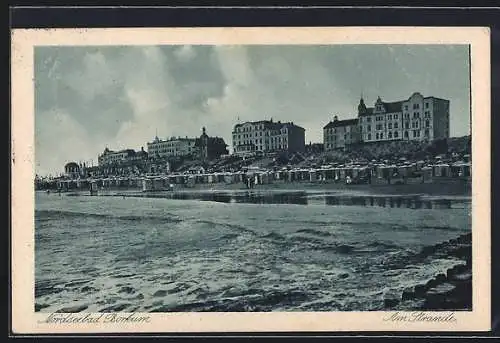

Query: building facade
[
  {"left": 357, "top": 92, "right": 450, "bottom": 143},
  {"left": 195, "top": 127, "right": 228, "bottom": 161},
  {"left": 98, "top": 147, "right": 148, "bottom": 166},
  {"left": 401, "top": 92, "right": 450, "bottom": 141},
  {"left": 323, "top": 116, "right": 361, "bottom": 150},
  {"left": 146, "top": 136, "right": 197, "bottom": 159},
  {"left": 232, "top": 120, "right": 305, "bottom": 155},
  {"left": 64, "top": 162, "right": 81, "bottom": 179}
]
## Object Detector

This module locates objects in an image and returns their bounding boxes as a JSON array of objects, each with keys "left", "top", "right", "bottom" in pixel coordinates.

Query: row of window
[
  {"left": 404, "top": 112, "right": 423, "bottom": 120},
  {"left": 235, "top": 124, "right": 265, "bottom": 132},
  {"left": 325, "top": 133, "right": 355, "bottom": 141},
  {"left": 404, "top": 102, "right": 431, "bottom": 111},
  {"left": 237, "top": 145, "right": 285, "bottom": 152},
  {"left": 324, "top": 127, "right": 353, "bottom": 134},
  {"left": 363, "top": 122, "right": 400, "bottom": 132},
  {"left": 402, "top": 120, "right": 431, "bottom": 130},
  {"left": 366, "top": 128, "right": 432, "bottom": 141},
  {"left": 233, "top": 131, "right": 288, "bottom": 139},
  {"left": 369, "top": 131, "right": 399, "bottom": 140},
  {"left": 234, "top": 126, "right": 288, "bottom": 134},
  {"left": 360, "top": 113, "right": 403, "bottom": 123},
  {"left": 235, "top": 137, "right": 288, "bottom": 145},
  {"left": 150, "top": 148, "right": 192, "bottom": 154}
]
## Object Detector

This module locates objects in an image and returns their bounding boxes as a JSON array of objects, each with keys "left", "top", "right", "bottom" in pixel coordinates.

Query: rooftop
[
  {"left": 234, "top": 120, "right": 304, "bottom": 131},
  {"left": 324, "top": 118, "right": 359, "bottom": 129}
]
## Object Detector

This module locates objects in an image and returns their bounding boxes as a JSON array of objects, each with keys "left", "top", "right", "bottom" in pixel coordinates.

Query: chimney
[{"left": 334, "top": 115, "right": 338, "bottom": 122}]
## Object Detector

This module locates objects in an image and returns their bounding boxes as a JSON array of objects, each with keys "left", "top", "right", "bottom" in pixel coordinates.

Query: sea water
[{"left": 34, "top": 191, "right": 471, "bottom": 312}]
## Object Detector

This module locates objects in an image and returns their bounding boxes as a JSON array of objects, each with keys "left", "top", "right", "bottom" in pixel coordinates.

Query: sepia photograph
[{"left": 11, "top": 27, "right": 491, "bottom": 333}]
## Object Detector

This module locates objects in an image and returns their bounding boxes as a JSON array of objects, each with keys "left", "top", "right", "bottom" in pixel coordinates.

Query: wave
[
  {"left": 260, "top": 232, "right": 287, "bottom": 241},
  {"left": 366, "top": 241, "right": 403, "bottom": 250},
  {"left": 35, "top": 210, "right": 182, "bottom": 224},
  {"left": 295, "top": 228, "right": 333, "bottom": 237},
  {"left": 148, "top": 289, "right": 310, "bottom": 312},
  {"left": 196, "top": 220, "right": 256, "bottom": 235}
]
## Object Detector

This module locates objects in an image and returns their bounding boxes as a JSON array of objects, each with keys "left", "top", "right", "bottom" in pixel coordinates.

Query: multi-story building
[
  {"left": 358, "top": 96, "right": 403, "bottom": 142},
  {"left": 232, "top": 119, "right": 305, "bottom": 155},
  {"left": 64, "top": 162, "right": 81, "bottom": 179},
  {"left": 195, "top": 127, "right": 228, "bottom": 161},
  {"left": 147, "top": 136, "right": 197, "bottom": 159},
  {"left": 357, "top": 92, "right": 450, "bottom": 143},
  {"left": 323, "top": 116, "right": 361, "bottom": 150},
  {"left": 98, "top": 147, "right": 148, "bottom": 166},
  {"left": 401, "top": 92, "right": 450, "bottom": 141}
]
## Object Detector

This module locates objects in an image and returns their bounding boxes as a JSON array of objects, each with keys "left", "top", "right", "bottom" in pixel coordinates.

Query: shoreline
[
  {"left": 46, "top": 178, "right": 471, "bottom": 198},
  {"left": 384, "top": 232, "right": 472, "bottom": 311}
]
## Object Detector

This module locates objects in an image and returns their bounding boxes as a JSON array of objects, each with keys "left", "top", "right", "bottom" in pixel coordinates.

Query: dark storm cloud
[{"left": 35, "top": 44, "right": 470, "bottom": 176}]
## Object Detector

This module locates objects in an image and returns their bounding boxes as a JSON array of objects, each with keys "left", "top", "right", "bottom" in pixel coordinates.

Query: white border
[{"left": 10, "top": 26, "right": 491, "bottom": 333}]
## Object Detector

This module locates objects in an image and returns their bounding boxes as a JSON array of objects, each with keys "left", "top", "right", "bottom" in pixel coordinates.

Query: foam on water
[{"left": 35, "top": 192, "right": 471, "bottom": 312}]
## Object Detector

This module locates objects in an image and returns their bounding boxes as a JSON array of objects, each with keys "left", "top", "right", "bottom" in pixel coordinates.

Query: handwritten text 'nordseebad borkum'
[{"left": 39, "top": 313, "right": 151, "bottom": 324}]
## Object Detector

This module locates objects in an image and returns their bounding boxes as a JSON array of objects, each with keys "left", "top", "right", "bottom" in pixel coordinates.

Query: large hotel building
[
  {"left": 323, "top": 92, "right": 450, "bottom": 151},
  {"left": 147, "top": 136, "right": 197, "bottom": 158},
  {"left": 232, "top": 120, "right": 306, "bottom": 155}
]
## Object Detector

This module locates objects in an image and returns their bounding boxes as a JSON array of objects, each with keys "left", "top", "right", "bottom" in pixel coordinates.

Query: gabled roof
[
  {"left": 424, "top": 96, "right": 450, "bottom": 102},
  {"left": 383, "top": 101, "right": 404, "bottom": 113},
  {"left": 359, "top": 108, "right": 374, "bottom": 116},
  {"left": 324, "top": 118, "right": 358, "bottom": 129}
]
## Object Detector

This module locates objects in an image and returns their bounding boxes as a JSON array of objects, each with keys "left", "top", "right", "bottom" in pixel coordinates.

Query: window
[
  {"left": 405, "top": 105, "right": 408, "bottom": 111},
  {"left": 367, "top": 125, "right": 371, "bottom": 132},
  {"left": 388, "top": 132, "right": 393, "bottom": 139},
  {"left": 388, "top": 115, "right": 392, "bottom": 120},
  {"left": 394, "top": 122, "right": 399, "bottom": 129},
  {"left": 380, "top": 133, "right": 384, "bottom": 139},
  {"left": 388, "top": 123, "right": 392, "bottom": 129},
  {"left": 425, "top": 129, "right": 430, "bottom": 136},
  {"left": 367, "top": 117, "right": 371, "bottom": 123},
  {"left": 425, "top": 120, "right": 430, "bottom": 128},
  {"left": 413, "top": 131, "right": 417, "bottom": 138},
  {"left": 394, "top": 114, "right": 398, "bottom": 120},
  {"left": 425, "top": 102, "right": 429, "bottom": 108},
  {"left": 376, "top": 133, "right": 379, "bottom": 140},
  {"left": 405, "top": 122, "right": 410, "bottom": 129},
  {"left": 394, "top": 131, "right": 399, "bottom": 138},
  {"left": 368, "top": 133, "right": 372, "bottom": 140},
  {"left": 404, "top": 131, "right": 409, "bottom": 138}
]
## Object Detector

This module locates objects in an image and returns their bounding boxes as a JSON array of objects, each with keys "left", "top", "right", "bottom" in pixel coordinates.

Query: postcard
[{"left": 11, "top": 26, "right": 491, "bottom": 334}]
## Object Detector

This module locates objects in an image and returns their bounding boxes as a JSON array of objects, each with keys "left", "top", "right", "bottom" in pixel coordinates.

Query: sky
[{"left": 34, "top": 44, "right": 470, "bottom": 177}]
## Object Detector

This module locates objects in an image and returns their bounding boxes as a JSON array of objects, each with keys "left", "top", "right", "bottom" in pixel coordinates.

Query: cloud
[
  {"left": 35, "top": 109, "right": 99, "bottom": 176},
  {"left": 35, "top": 45, "right": 471, "bottom": 176}
]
